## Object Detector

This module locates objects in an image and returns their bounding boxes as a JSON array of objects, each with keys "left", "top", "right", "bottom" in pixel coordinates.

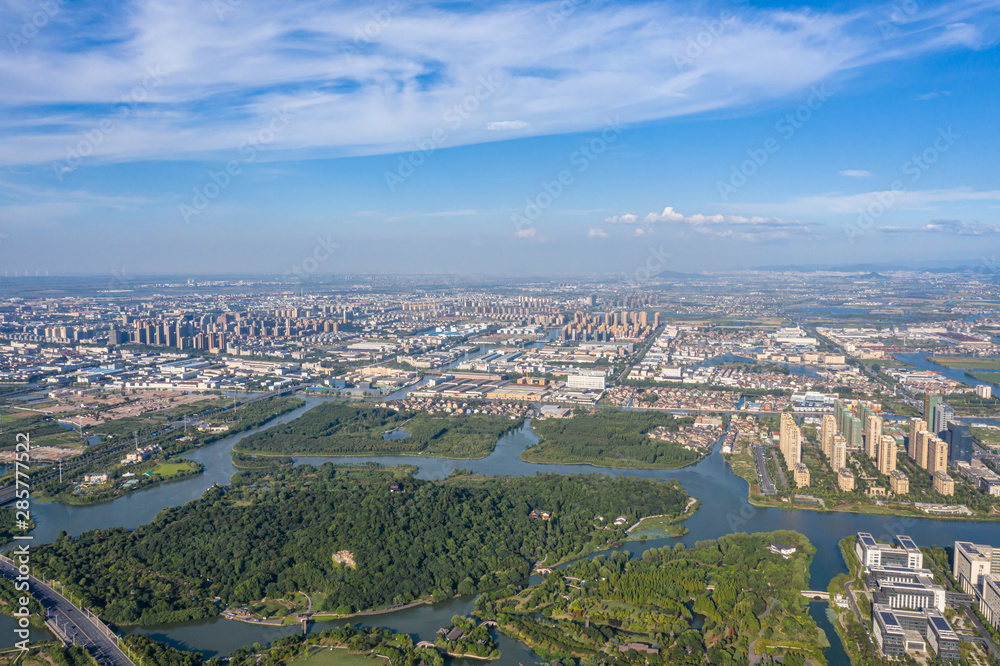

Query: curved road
[{"left": 0, "top": 555, "right": 134, "bottom": 666}]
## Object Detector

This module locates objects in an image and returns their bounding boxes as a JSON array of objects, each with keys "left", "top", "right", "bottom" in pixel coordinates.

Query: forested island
[
  {"left": 476, "top": 531, "right": 828, "bottom": 666},
  {"left": 234, "top": 402, "right": 522, "bottom": 458},
  {"left": 33, "top": 464, "right": 692, "bottom": 626},
  {"left": 521, "top": 411, "right": 700, "bottom": 469}
]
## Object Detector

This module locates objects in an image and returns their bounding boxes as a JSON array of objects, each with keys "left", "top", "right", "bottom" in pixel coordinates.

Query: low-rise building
[
  {"left": 889, "top": 470, "right": 910, "bottom": 495},
  {"left": 872, "top": 604, "right": 960, "bottom": 660},
  {"left": 793, "top": 463, "right": 810, "bottom": 488},
  {"left": 838, "top": 467, "right": 855, "bottom": 492},
  {"left": 932, "top": 471, "right": 955, "bottom": 496},
  {"left": 856, "top": 533, "right": 923, "bottom": 571}
]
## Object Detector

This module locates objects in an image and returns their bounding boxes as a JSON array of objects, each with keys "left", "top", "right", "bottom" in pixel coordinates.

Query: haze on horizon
[{"left": 1, "top": 0, "right": 999, "bottom": 277}]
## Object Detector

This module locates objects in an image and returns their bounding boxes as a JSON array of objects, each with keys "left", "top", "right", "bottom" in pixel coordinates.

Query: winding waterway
[{"left": 18, "top": 397, "right": 1000, "bottom": 663}]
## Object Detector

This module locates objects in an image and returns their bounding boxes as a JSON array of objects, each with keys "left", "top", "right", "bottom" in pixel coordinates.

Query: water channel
[{"left": 16, "top": 396, "right": 1000, "bottom": 663}]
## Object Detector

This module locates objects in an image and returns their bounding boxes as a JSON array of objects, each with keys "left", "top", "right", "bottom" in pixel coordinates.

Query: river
[{"left": 17, "top": 397, "right": 1000, "bottom": 664}]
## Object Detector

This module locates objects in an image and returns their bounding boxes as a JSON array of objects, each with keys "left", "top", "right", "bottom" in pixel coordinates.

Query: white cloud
[
  {"left": 486, "top": 121, "right": 529, "bottom": 131},
  {"left": 0, "top": 0, "right": 996, "bottom": 166},
  {"left": 605, "top": 213, "right": 638, "bottom": 224},
  {"left": 839, "top": 169, "right": 873, "bottom": 178},
  {"left": 587, "top": 227, "right": 608, "bottom": 238},
  {"left": 914, "top": 91, "right": 952, "bottom": 100},
  {"left": 515, "top": 227, "right": 537, "bottom": 238},
  {"left": 606, "top": 204, "right": 817, "bottom": 241}
]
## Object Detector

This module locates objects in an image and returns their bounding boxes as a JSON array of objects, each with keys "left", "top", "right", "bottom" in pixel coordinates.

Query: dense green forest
[
  {"left": 521, "top": 411, "right": 700, "bottom": 468},
  {"left": 478, "top": 531, "right": 826, "bottom": 666},
  {"left": 235, "top": 402, "right": 522, "bottom": 458},
  {"left": 34, "top": 464, "right": 690, "bottom": 625}
]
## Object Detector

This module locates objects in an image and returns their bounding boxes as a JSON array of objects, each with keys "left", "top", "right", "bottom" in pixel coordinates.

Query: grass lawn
[
  {"left": 928, "top": 356, "right": 1000, "bottom": 370},
  {"left": 151, "top": 460, "right": 201, "bottom": 477},
  {"left": 290, "top": 648, "right": 381, "bottom": 666},
  {"left": 31, "top": 430, "right": 88, "bottom": 448},
  {"left": 626, "top": 514, "right": 688, "bottom": 539}
]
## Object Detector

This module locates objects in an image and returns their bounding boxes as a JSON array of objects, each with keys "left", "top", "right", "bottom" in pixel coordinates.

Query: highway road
[
  {"left": 0, "top": 556, "right": 135, "bottom": 666},
  {"left": 753, "top": 445, "right": 777, "bottom": 495}
]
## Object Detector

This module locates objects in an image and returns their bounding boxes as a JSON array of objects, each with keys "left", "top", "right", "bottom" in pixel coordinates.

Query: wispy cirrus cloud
[
  {"left": 879, "top": 219, "right": 1000, "bottom": 235},
  {"left": 0, "top": 0, "right": 997, "bottom": 167},
  {"left": 724, "top": 187, "right": 1000, "bottom": 217},
  {"left": 606, "top": 206, "right": 818, "bottom": 241},
  {"left": 839, "top": 169, "right": 874, "bottom": 177}
]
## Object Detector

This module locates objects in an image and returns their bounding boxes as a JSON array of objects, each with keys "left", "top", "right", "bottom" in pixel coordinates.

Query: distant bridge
[{"left": 801, "top": 590, "right": 830, "bottom": 600}]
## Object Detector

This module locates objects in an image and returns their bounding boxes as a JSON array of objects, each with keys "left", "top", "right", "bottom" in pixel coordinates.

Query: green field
[
  {"left": 235, "top": 402, "right": 522, "bottom": 458},
  {"left": 151, "top": 460, "right": 201, "bottom": 477},
  {"left": 928, "top": 356, "right": 1000, "bottom": 369},
  {"left": 521, "top": 410, "right": 699, "bottom": 469}
]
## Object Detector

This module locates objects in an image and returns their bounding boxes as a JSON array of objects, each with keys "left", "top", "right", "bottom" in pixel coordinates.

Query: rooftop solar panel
[
  {"left": 930, "top": 616, "right": 952, "bottom": 632},
  {"left": 880, "top": 612, "right": 899, "bottom": 626}
]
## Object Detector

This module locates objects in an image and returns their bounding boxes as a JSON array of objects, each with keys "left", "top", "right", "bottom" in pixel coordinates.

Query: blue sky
[{"left": 1, "top": 0, "right": 999, "bottom": 276}]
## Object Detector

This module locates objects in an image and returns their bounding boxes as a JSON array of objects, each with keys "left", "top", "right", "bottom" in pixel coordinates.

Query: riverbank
[
  {"left": 33, "top": 458, "right": 204, "bottom": 506},
  {"left": 626, "top": 496, "right": 700, "bottom": 539}
]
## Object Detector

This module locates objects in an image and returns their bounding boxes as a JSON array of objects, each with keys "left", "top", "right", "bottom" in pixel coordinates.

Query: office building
[
  {"left": 869, "top": 565, "right": 947, "bottom": 612},
  {"left": 856, "top": 533, "right": 923, "bottom": 571},
  {"left": 565, "top": 373, "right": 606, "bottom": 390},
  {"left": 865, "top": 414, "right": 883, "bottom": 459},
  {"left": 982, "top": 575, "right": 1000, "bottom": 632},
  {"left": 878, "top": 434, "right": 897, "bottom": 475},
  {"left": 946, "top": 422, "right": 973, "bottom": 465},
  {"left": 934, "top": 402, "right": 954, "bottom": 437},
  {"left": 873, "top": 604, "right": 960, "bottom": 660},
  {"left": 838, "top": 467, "right": 856, "bottom": 492},
  {"left": 924, "top": 394, "right": 943, "bottom": 432},
  {"left": 932, "top": 472, "right": 955, "bottom": 496},
  {"left": 889, "top": 470, "right": 909, "bottom": 495},
  {"left": 954, "top": 541, "right": 995, "bottom": 595},
  {"left": 821, "top": 414, "right": 836, "bottom": 459},
  {"left": 908, "top": 417, "right": 927, "bottom": 460}
]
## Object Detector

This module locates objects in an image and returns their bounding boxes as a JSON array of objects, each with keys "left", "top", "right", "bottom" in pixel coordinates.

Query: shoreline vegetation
[
  {"left": 234, "top": 402, "right": 523, "bottom": 459},
  {"left": 520, "top": 410, "right": 702, "bottom": 469},
  {"left": 475, "top": 531, "right": 827, "bottom": 666},
  {"left": 33, "top": 464, "right": 693, "bottom": 626}
]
